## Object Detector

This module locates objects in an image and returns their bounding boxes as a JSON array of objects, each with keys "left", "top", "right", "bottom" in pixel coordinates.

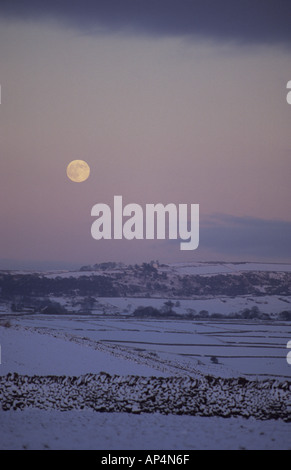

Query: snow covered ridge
[
  {"left": 1, "top": 261, "right": 291, "bottom": 316},
  {"left": 169, "top": 262, "right": 291, "bottom": 275},
  {"left": 1, "top": 372, "right": 290, "bottom": 422}
]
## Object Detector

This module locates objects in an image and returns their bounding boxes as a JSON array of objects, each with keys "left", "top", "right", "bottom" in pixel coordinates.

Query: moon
[{"left": 66, "top": 160, "right": 90, "bottom": 183}]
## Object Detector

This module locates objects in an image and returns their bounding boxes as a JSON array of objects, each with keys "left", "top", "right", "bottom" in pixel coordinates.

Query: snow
[
  {"left": 68, "top": 294, "right": 291, "bottom": 316},
  {"left": 1, "top": 260, "right": 291, "bottom": 450},
  {"left": 0, "top": 325, "right": 168, "bottom": 377},
  {"left": 1, "top": 317, "right": 290, "bottom": 450},
  {"left": 2, "top": 261, "right": 291, "bottom": 320},
  {"left": 0, "top": 410, "right": 290, "bottom": 450},
  {"left": 21, "top": 262, "right": 291, "bottom": 280},
  {"left": 171, "top": 262, "right": 291, "bottom": 275},
  {"left": 3, "top": 292, "right": 290, "bottom": 318},
  {"left": 4, "top": 315, "right": 290, "bottom": 379}
]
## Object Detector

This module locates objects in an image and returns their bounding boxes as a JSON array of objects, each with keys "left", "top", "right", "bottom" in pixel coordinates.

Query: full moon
[{"left": 66, "top": 160, "right": 90, "bottom": 183}]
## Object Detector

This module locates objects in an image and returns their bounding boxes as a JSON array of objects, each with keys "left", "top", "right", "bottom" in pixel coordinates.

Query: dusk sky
[{"left": 0, "top": 1, "right": 291, "bottom": 269}]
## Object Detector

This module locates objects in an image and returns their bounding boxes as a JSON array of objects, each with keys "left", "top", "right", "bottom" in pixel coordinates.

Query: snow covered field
[
  {"left": 3, "top": 314, "right": 290, "bottom": 379},
  {"left": 0, "top": 317, "right": 290, "bottom": 450},
  {"left": 1, "top": 263, "right": 290, "bottom": 450},
  {"left": 1, "top": 409, "right": 290, "bottom": 450},
  {"left": 77, "top": 294, "right": 291, "bottom": 317}
]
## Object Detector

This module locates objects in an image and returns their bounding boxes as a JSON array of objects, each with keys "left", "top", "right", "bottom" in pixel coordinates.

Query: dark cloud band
[
  {"left": 200, "top": 214, "right": 291, "bottom": 260},
  {"left": 0, "top": 0, "right": 290, "bottom": 45}
]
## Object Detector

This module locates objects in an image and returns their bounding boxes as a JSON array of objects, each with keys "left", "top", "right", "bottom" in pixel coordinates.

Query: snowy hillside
[{"left": 1, "top": 261, "right": 291, "bottom": 319}]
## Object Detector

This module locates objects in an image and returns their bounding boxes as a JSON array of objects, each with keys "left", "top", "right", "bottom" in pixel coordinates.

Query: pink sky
[{"left": 0, "top": 18, "right": 291, "bottom": 269}]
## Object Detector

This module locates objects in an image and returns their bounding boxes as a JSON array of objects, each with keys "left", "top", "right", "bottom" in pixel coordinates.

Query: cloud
[
  {"left": 200, "top": 214, "right": 291, "bottom": 260},
  {"left": 0, "top": 0, "right": 290, "bottom": 46}
]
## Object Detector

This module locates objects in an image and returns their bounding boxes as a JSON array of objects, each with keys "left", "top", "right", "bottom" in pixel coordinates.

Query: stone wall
[{"left": 0, "top": 373, "right": 290, "bottom": 421}]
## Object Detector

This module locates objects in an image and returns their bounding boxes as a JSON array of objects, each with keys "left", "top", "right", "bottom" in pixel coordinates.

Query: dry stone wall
[{"left": 0, "top": 372, "right": 290, "bottom": 421}]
